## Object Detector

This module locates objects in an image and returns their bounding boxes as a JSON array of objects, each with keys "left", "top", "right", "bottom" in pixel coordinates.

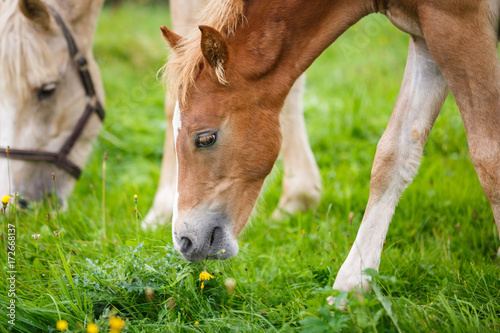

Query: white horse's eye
[
  {"left": 195, "top": 133, "right": 217, "bottom": 148},
  {"left": 37, "top": 82, "right": 57, "bottom": 101}
]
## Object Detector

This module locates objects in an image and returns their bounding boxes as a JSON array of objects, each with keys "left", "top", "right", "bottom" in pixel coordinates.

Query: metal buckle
[
  {"left": 74, "top": 52, "right": 89, "bottom": 71},
  {"left": 86, "top": 95, "right": 98, "bottom": 108}
]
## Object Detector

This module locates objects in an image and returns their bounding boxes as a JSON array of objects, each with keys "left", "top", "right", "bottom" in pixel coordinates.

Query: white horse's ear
[
  {"left": 160, "top": 25, "right": 182, "bottom": 50},
  {"left": 64, "top": 0, "right": 104, "bottom": 24},
  {"left": 19, "top": 0, "right": 50, "bottom": 30},
  {"left": 61, "top": 0, "right": 104, "bottom": 50},
  {"left": 199, "top": 25, "right": 229, "bottom": 85}
]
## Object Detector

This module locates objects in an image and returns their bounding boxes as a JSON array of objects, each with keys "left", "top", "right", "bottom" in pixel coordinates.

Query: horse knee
[
  {"left": 370, "top": 135, "right": 422, "bottom": 193},
  {"left": 370, "top": 137, "right": 399, "bottom": 183}
]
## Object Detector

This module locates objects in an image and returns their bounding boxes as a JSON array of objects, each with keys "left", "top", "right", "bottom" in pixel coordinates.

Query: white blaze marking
[
  {"left": 173, "top": 101, "right": 182, "bottom": 142},
  {"left": 172, "top": 101, "right": 181, "bottom": 230}
]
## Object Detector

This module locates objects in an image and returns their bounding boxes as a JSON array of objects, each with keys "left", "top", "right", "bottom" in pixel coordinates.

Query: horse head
[
  {"left": 0, "top": 0, "right": 104, "bottom": 205},
  {"left": 160, "top": 0, "right": 299, "bottom": 262}
]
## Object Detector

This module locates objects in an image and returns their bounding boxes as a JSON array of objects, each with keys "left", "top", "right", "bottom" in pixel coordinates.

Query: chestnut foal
[
  {"left": 143, "top": 0, "right": 321, "bottom": 228},
  {"left": 161, "top": 0, "right": 500, "bottom": 293}
]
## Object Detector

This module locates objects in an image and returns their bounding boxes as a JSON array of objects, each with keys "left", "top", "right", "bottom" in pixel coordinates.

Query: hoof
[
  {"left": 270, "top": 207, "right": 289, "bottom": 221},
  {"left": 272, "top": 187, "right": 320, "bottom": 219},
  {"left": 327, "top": 296, "right": 347, "bottom": 311},
  {"left": 142, "top": 210, "right": 169, "bottom": 231}
]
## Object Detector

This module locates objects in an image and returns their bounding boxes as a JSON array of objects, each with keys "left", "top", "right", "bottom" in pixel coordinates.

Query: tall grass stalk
[
  {"left": 52, "top": 173, "right": 63, "bottom": 249},
  {"left": 1, "top": 204, "right": 7, "bottom": 264},
  {"left": 6, "top": 146, "right": 11, "bottom": 195},
  {"left": 3, "top": 147, "right": 12, "bottom": 262},
  {"left": 102, "top": 151, "right": 108, "bottom": 244},
  {"left": 134, "top": 194, "right": 139, "bottom": 239}
]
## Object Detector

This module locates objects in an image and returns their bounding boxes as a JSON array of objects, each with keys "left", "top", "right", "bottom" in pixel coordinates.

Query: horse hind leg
[
  {"left": 331, "top": 37, "right": 449, "bottom": 294},
  {"left": 272, "top": 74, "right": 322, "bottom": 219},
  {"left": 420, "top": 4, "right": 500, "bottom": 257}
]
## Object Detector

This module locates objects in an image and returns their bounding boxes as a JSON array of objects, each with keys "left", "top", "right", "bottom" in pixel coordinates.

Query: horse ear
[
  {"left": 19, "top": 0, "right": 51, "bottom": 30},
  {"left": 199, "top": 25, "right": 229, "bottom": 85},
  {"left": 160, "top": 26, "right": 182, "bottom": 49},
  {"left": 64, "top": 0, "right": 104, "bottom": 25}
]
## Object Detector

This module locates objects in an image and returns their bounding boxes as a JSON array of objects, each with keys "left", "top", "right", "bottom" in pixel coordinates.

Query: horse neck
[{"left": 229, "top": 0, "right": 372, "bottom": 105}]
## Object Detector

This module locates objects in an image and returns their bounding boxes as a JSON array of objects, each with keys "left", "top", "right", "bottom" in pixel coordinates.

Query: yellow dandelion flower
[
  {"left": 1, "top": 195, "right": 11, "bottom": 205},
  {"left": 109, "top": 317, "right": 125, "bottom": 330},
  {"left": 134, "top": 194, "right": 138, "bottom": 204},
  {"left": 199, "top": 271, "right": 214, "bottom": 281},
  {"left": 195, "top": 321, "right": 199, "bottom": 325},
  {"left": 56, "top": 319, "right": 68, "bottom": 331},
  {"left": 87, "top": 323, "right": 99, "bottom": 333},
  {"left": 201, "top": 281, "right": 205, "bottom": 290}
]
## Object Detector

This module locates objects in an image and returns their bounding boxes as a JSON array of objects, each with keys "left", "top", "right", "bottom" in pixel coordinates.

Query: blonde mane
[
  {"left": 161, "top": 0, "right": 245, "bottom": 104},
  {"left": 0, "top": 1, "right": 56, "bottom": 101}
]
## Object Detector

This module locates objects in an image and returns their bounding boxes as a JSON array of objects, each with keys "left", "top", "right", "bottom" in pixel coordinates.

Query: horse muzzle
[{"left": 172, "top": 213, "right": 238, "bottom": 262}]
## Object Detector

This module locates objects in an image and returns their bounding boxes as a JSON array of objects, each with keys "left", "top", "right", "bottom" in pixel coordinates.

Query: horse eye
[
  {"left": 196, "top": 133, "right": 217, "bottom": 148},
  {"left": 37, "top": 83, "right": 57, "bottom": 100}
]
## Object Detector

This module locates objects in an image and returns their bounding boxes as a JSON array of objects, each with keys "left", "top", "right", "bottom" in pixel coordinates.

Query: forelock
[
  {"left": 159, "top": 0, "right": 245, "bottom": 105},
  {"left": 0, "top": 1, "right": 56, "bottom": 101}
]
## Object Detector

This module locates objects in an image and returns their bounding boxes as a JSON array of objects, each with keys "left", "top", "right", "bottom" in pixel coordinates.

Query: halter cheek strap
[{"left": 0, "top": 4, "right": 105, "bottom": 179}]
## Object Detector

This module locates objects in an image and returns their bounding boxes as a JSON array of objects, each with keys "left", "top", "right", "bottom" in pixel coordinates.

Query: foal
[
  {"left": 161, "top": 0, "right": 500, "bottom": 292},
  {"left": 143, "top": 0, "right": 321, "bottom": 228},
  {"left": 0, "top": 0, "right": 104, "bottom": 205}
]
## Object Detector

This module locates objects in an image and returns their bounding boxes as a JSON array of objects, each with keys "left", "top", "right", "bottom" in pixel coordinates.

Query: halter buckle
[{"left": 74, "top": 52, "right": 89, "bottom": 71}]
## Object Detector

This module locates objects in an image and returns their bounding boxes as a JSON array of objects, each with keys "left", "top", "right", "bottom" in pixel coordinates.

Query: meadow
[{"left": 1, "top": 3, "right": 499, "bottom": 332}]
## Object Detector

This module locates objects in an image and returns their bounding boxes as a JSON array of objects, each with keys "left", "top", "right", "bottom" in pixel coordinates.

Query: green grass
[{"left": 1, "top": 3, "right": 499, "bottom": 332}]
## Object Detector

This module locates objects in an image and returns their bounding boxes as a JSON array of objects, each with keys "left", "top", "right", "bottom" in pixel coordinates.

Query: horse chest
[{"left": 384, "top": 1, "right": 424, "bottom": 38}]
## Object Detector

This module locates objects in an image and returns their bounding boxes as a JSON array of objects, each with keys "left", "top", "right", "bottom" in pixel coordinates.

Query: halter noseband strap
[{"left": 0, "top": 4, "right": 105, "bottom": 179}]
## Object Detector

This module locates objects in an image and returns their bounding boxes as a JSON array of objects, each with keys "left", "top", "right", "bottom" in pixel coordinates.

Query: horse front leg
[
  {"left": 332, "top": 37, "right": 449, "bottom": 294},
  {"left": 273, "top": 74, "right": 322, "bottom": 219}
]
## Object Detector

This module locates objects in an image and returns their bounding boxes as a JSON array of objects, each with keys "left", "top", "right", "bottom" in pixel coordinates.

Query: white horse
[
  {"left": 143, "top": 0, "right": 322, "bottom": 228},
  {"left": 0, "top": 0, "right": 104, "bottom": 206}
]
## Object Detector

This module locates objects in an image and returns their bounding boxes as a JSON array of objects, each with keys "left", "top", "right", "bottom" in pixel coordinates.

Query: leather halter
[{"left": 0, "top": 5, "right": 105, "bottom": 179}]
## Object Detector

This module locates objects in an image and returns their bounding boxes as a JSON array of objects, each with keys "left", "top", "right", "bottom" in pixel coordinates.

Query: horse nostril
[
  {"left": 210, "top": 227, "right": 220, "bottom": 247},
  {"left": 179, "top": 237, "right": 193, "bottom": 254}
]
